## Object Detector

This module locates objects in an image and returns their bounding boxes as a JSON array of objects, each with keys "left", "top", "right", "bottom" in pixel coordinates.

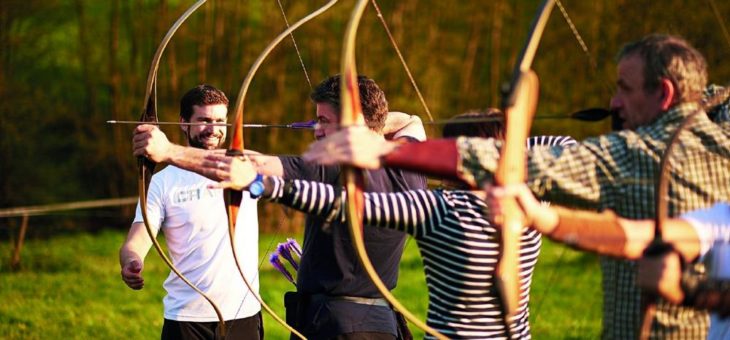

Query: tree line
[{"left": 1, "top": 0, "right": 728, "bottom": 232}]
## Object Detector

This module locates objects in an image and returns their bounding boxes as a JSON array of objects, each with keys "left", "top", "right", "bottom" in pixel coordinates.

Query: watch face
[{"left": 250, "top": 181, "right": 265, "bottom": 197}]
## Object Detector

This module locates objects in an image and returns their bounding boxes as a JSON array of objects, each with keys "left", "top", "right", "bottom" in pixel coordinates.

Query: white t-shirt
[
  {"left": 134, "top": 165, "right": 261, "bottom": 322},
  {"left": 683, "top": 202, "right": 730, "bottom": 340}
]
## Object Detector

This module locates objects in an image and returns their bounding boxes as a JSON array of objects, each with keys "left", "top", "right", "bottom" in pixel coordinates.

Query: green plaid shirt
[{"left": 456, "top": 98, "right": 730, "bottom": 339}]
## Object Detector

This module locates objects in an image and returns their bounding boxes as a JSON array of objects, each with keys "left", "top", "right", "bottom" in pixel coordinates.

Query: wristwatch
[{"left": 249, "top": 174, "right": 265, "bottom": 199}]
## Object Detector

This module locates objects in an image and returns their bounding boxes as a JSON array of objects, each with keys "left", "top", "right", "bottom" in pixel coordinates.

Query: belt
[{"left": 310, "top": 293, "right": 390, "bottom": 307}]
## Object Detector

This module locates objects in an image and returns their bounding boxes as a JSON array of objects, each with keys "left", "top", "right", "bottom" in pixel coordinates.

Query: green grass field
[{"left": 0, "top": 230, "right": 602, "bottom": 339}]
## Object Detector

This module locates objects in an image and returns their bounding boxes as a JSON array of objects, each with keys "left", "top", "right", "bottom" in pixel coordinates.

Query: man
[
  {"left": 133, "top": 75, "right": 427, "bottom": 339},
  {"left": 271, "top": 75, "right": 426, "bottom": 340},
  {"left": 485, "top": 184, "right": 730, "bottom": 339},
  {"left": 120, "top": 85, "right": 262, "bottom": 339},
  {"left": 304, "top": 35, "right": 730, "bottom": 338}
]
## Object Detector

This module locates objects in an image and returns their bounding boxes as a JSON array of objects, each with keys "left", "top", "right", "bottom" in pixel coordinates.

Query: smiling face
[
  {"left": 609, "top": 55, "right": 665, "bottom": 130},
  {"left": 181, "top": 104, "right": 228, "bottom": 149}
]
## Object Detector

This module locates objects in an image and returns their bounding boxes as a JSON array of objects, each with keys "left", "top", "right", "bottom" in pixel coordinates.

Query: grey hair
[{"left": 617, "top": 34, "right": 707, "bottom": 103}]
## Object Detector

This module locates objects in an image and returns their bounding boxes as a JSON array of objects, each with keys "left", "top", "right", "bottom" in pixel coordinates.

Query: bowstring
[
  {"left": 707, "top": 0, "right": 730, "bottom": 51},
  {"left": 548, "top": 3, "right": 730, "bottom": 335},
  {"left": 536, "top": 0, "right": 606, "bottom": 331},
  {"left": 270, "top": 0, "right": 313, "bottom": 270},
  {"left": 554, "top": 0, "right": 614, "bottom": 96},
  {"left": 276, "top": 0, "right": 313, "bottom": 90},
  {"left": 368, "top": 5, "right": 434, "bottom": 323},
  {"left": 554, "top": 0, "right": 595, "bottom": 70},
  {"left": 247, "top": 0, "right": 315, "bottom": 318},
  {"left": 369, "top": 4, "right": 439, "bottom": 332},
  {"left": 370, "top": 0, "right": 435, "bottom": 124},
  {"left": 529, "top": 241, "right": 567, "bottom": 327},
  {"left": 231, "top": 2, "right": 322, "bottom": 335},
  {"left": 226, "top": 205, "right": 300, "bottom": 337}
]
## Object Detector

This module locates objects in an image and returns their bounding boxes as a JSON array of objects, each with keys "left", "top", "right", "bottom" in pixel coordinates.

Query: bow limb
[
  {"left": 494, "top": 71, "right": 539, "bottom": 326},
  {"left": 137, "top": 0, "right": 227, "bottom": 336},
  {"left": 224, "top": 2, "right": 338, "bottom": 339},
  {"left": 493, "top": 0, "right": 554, "bottom": 334},
  {"left": 637, "top": 107, "right": 703, "bottom": 339},
  {"left": 653, "top": 108, "right": 706, "bottom": 257},
  {"left": 339, "top": 1, "right": 446, "bottom": 339}
]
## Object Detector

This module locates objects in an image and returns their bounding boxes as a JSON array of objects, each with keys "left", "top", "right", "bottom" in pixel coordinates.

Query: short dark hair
[
  {"left": 617, "top": 34, "right": 707, "bottom": 103},
  {"left": 179, "top": 84, "right": 229, "bottom": 121},
  {"left": 310, "top": 75, "right": 388, "bottom": 132},
  {"left": 442, "top": 109, "right": 505, "bottom": 139}
]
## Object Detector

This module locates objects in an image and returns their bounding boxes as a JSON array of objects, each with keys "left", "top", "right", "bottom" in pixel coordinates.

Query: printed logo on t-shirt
[{"left": 173, "top": 187, "right": 217, "bottom": 204}]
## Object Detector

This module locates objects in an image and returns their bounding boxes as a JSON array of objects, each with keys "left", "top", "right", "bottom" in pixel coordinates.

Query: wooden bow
[
  {"left": 493, "top": 0, "right": 554, "bottom": 336},
  {"left": 338, "top": 1, "right": 446, "bottom": 338},
  {"left": 136, "top": 0, "right": 227, "bottom": 336},
  {"left": 224, "top": 2, "right": 338, "bottom": 339},
  {"left": 637, "top": 109, "right": 703, "bottom": 340}
]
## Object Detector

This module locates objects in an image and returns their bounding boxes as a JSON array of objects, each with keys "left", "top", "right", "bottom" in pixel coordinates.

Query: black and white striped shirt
[
  {"left": 269, "top": 136, "right": 576, "bottom": 339},
  {"left": 526, "top": 135, "right": 575, "bottom": 149}
]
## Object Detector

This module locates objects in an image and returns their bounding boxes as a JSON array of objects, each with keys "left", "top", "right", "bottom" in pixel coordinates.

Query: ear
[
  {"left": 180, "top": 116, "right": 187, "bottom": 134},
  {"left": 659, "top": 78, "right": 676, "bottom": 111}
]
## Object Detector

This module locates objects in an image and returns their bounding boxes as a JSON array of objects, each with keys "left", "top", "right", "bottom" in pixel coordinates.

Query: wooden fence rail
[{"left": 1, "top": 197, "right": 138, "bottom": 269}]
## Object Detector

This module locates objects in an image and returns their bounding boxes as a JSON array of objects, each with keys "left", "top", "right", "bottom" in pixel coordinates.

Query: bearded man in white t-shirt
[{"left": 119, "top": 84, "right": 262, "bottom": 340}]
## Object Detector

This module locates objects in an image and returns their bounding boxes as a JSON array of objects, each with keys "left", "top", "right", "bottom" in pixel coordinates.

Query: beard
[{"left": 187, "top": 131, "right": 224, "bottom": 149}]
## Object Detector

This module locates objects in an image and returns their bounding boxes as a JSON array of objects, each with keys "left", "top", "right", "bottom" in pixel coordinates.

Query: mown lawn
[{"left": 0, "top": 230, "right": 601, "bottom": 339}]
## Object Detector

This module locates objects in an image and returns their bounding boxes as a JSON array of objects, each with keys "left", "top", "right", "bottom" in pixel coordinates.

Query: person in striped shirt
[{"left": 201, "top": 110, "right": 576, "bottom": 339}]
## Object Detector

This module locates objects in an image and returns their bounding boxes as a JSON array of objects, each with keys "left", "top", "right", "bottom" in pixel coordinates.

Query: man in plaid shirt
[{"left": 304, "top": 34, "right": 730, "bottom": 338}]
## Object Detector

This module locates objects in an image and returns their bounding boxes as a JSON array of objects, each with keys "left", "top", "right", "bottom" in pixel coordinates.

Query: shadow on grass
[{"left": 0, "top": 312, "right": 33, "bottom": 329}]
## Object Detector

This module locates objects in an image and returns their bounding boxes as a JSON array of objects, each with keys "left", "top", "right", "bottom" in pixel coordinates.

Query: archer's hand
[
  {"left": 383, "top": 112, "right": 426, "bottom": 142},
  {"left": 485, "top": 184, "right": 558, "bottom": 234},
  {"left": 133, "top": 124, "right": 172, "bottom": 163},
  {"left": 637, "top": 252, "right": 685, "bottom": 304},
  {"left": 203, "top": 154, "right": 258, "bottom": 191},
  {"left": 121, "top": 259, "right": 145, "bottom": 290},
  {"left": 303, "top": 126, "right": 396, "bottom": 169}
]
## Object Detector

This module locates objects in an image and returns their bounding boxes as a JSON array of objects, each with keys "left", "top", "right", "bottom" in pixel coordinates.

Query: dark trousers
[
  {"left": 332, "top": 332, "right": 396, "bottom": 340},
  {"left": 285, "top": 292, "right": 407, "bottom": 340},
  {"left": 161, "top": 312, "right": 263, "bottom": 340}
]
